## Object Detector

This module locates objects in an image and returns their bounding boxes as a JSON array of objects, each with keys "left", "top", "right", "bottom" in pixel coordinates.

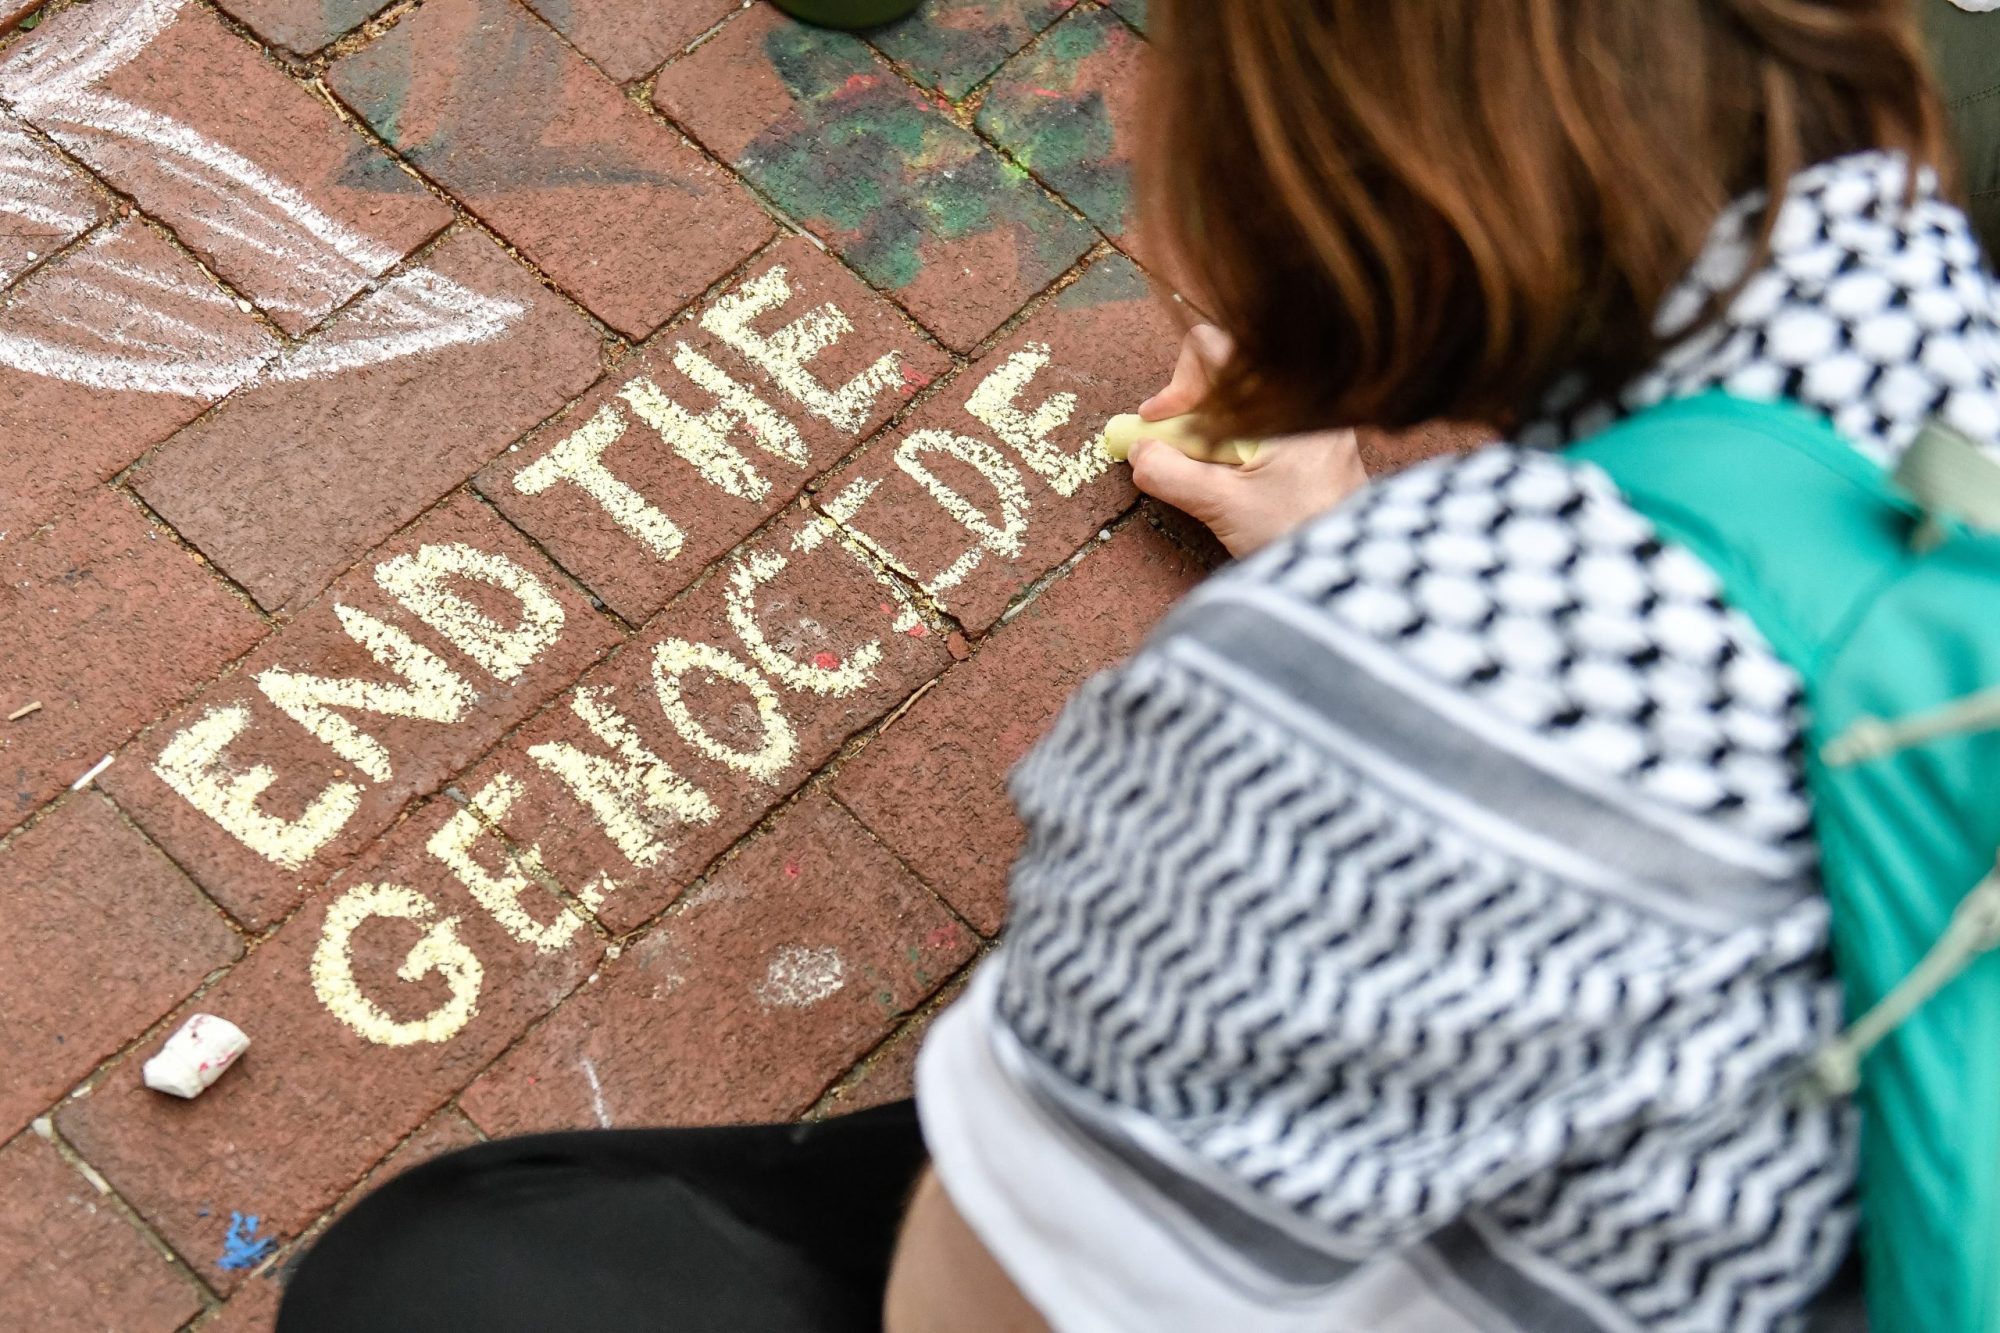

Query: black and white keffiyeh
[{"left": 917, "top": 153, "right": 2000, "bottom": 1333}]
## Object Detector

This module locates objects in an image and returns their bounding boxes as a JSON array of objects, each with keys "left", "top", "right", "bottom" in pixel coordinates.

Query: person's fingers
[
  {"left": 1140, "top": 324, "right": 1233, "bottom": 420},
  {"left": 1128, "top": 436, "right": 1235, "bottom": 519}
]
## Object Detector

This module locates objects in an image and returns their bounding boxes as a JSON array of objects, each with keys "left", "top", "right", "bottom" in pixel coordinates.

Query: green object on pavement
[{"left": 769, "top": 0, "right": 924, "bottom": 30}]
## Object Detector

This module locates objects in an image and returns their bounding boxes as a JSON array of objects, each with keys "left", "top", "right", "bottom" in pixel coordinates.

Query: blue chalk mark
[{"left": 217, "top": 1211, "right": 276, "bottom": 1271}]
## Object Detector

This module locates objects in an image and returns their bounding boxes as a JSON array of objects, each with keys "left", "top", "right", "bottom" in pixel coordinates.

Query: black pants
[{"left": 277, "top": 1100, "right": 927, "bottom": 1332}]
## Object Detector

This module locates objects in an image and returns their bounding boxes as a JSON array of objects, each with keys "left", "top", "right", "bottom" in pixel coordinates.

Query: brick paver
[
  {"left": 329, "top": 0, "right": 775, "bottom": 339},
  {"left": 2, "top": 488, "right": 269, "bottom": 835},
  {"left": 56, "top": 796, "right": 602, "bottom": 1292},
  {"left": 1, "top": 0, "right": 452, "bottom": 335},
  {"left": 0, "top": 218, "right": 278, "bottom": 540},
  {"left": 0, "top": 1, "right": 1480, "bottom": 1321},
  {"left": 0, "top": 111, "right": 104, "bottom": 288},
  {"left": 816, "top": 253, "right": 1173, "bottom": 631},
  {"left": 977, "top": 5, "right": 1145, "bottom": 255},
  {"left": 460, "top": 793, "right": 973, "bottom": 1135},
  {"left": 102, "top": 492, "right": 620, "bottom": 928},
  {"left": 198, "top": 1270, "right": 284, "bottom": 1332},
  {"left": 477, "top": 235, "right": 950, "bottom": 623},
  {"left": 870, "top": 0, "right": 1076, "bottom": 100},
  {"left": 215, "top": 0, "right": 390, "bottom": 56},
  {"left": 0, "top": 795, "right": 242, "bottom": 1141},
  {"left": 132, "top": 227, "right": 605, "bottom": 612},
  {"left": 0, "top": 1130, "right": 204, "bottom": 1333},
  {"left": 521, "top": 0, "right": 738, "bottom": 84},
  {"left": 655, "top": 3, "right": 1095, "bottom": 351},
  {"left": 836, "top": 520, "right": 1198, "bottom": 932}
]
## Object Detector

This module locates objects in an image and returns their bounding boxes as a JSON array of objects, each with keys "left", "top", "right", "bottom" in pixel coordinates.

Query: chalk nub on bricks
[
  {"left": 143, "top": 1014, "right": 250, "bottom": 1099},
  {"left": 1102, "top": 412, "right": 1262, "bottom": 466}
]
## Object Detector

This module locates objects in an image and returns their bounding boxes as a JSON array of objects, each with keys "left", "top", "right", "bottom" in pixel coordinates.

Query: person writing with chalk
[{"left": 286, "top": 3, "right": 2000, "bottom": 1330}]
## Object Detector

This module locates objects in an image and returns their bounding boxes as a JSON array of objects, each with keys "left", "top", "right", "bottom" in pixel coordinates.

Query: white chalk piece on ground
[{"left": 143, "top": 1014, "right": 250, "bottom": 1099}]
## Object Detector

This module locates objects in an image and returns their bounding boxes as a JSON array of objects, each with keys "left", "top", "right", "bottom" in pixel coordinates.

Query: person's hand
[{"left": 1127, "top": 325, "right": 1367, "bottom": 559}]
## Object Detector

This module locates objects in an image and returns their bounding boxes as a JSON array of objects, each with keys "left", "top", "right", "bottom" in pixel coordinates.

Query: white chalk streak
[
  {"left": 0, "top": 0, "right": 521, "bottom": 394},
  {"left": 581, "top": 1058, "right": 612, "bottom": 1128}
]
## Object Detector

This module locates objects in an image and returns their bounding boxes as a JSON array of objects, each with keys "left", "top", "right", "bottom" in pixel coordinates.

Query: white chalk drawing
[
  {"left": 153, "top": 703, "right": 363, "bottom": 871},
  {"left": 0, "top": 221, "right": 281, "bottom": 396},
  {"left": 755, "top": 945, "right": 847, "bottom": 1008},
  {"left": 0, "top": 115, "right": 99, "bottom": 266},
  {"left": 374, "top": 543, "right": 566, "bottom": 685},
  {"left": 965, "top": 342, "right": 1108, "bottom": 497},
  {"left": 703, "top": 265, "right": 904, "bottom": 434},
  {"left": 525, "top": 686, "right": 720, "bottom": 869},
  {"left": 0, "top": 0, "right": 520, "bottom": 396},
  {"left": 312, "top": 882, "right": 484, "bottom": 1046},
  {"left": 427, "top": 774, "right": 585, "bottom": 955}
]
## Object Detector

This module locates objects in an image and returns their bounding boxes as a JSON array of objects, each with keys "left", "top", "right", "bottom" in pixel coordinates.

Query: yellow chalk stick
[{"left": 1102, "top": 412, "right": 1261, "bottom": 466}]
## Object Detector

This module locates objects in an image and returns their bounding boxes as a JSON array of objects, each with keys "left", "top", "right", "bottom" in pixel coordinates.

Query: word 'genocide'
[{"left": 139, "top": 251, "right": 1127, "bottom": 1046}]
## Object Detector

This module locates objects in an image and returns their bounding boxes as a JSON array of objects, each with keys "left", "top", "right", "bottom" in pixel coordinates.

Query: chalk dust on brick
[
  {"left": 329, "top": 0, "right": 774, "bottom": 339},
  {"left": 977, "top": 6, "right": 1148, "bottom": 259}
]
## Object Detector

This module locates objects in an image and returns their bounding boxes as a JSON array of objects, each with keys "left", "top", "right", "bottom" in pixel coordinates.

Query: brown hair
[{"left": 1144, "top": 0, "right": 1950, "bottom": 440}]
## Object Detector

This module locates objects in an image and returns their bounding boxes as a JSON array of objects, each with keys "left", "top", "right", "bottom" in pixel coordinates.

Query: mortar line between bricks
[
  {"left": 0, "top": 99, "right": 124, "bottom": 290},
  {"left": 97, "top": 218, "right": 493, "bottom": 526},
  {"left": 98, "top": 784, "right": 260, "bottom": 944},
  {"left": 803, "top": 944, "right": 988, "bottom": 1121},
  {"left": 675, "top": 0, "right": 750, "bottom": 61},
  {"left": 0, "top": 107, "right": 311, "bottom": 356},
  {"left": 626, "top": 72, "right": 957, "bottom": 376},
  {"left": 0, "top": 483, "right": 282, "bottom": 853},
  {"left": 827, "top": 786, "right": 983, "bottom": 939},
  {"left": 23, "top": 1071, "right": 231, "bottom": 1308},
  {"left": 642, "top": 20, "right": 1116, "bottom": 358}
]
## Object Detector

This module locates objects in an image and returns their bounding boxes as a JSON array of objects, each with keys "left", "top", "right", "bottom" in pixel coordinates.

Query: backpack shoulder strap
[{"left": 1567, "top": 391, "right": 2000, "bottom": 1333}]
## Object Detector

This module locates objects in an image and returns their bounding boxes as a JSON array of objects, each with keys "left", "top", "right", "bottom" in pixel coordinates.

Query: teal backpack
[{"left": 1569, "top": 392, "right": 2000, "bottom": 1333}]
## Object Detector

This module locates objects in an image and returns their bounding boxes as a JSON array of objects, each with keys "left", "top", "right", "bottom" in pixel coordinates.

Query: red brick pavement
[{"left": 0, "top": 0, "right": 1468, "bottom": 1324}]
